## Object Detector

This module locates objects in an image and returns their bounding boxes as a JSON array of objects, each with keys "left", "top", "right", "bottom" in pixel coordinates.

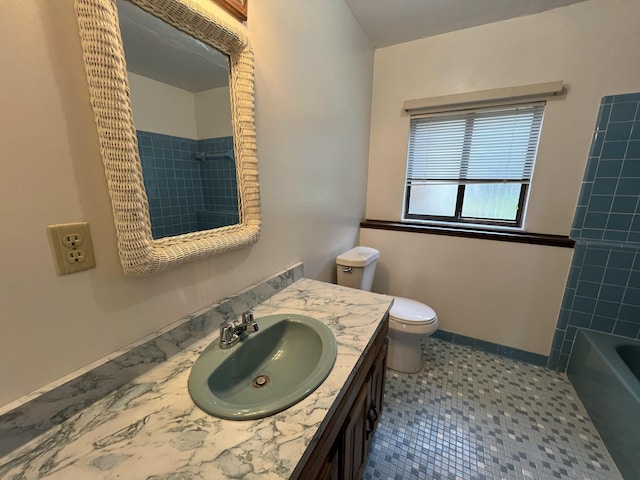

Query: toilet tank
[{"left": 336, "top": 246, "right": 380, "bottom": 292}]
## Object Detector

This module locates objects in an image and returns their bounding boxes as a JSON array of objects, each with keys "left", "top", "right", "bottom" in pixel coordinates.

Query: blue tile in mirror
[{"left": 137, "top": 131, "right": 240, "bottom": 238}]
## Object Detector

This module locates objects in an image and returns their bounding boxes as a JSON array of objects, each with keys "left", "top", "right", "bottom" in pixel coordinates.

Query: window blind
[{"left": 406, "top": 103, "right": 544, "bottom": 186}]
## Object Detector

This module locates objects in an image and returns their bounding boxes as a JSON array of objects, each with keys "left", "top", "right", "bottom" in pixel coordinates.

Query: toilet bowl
[
  {"left": 336, "top": 246, "right": 439, "bottom": 373},
  {"left": 388, "top": 297, "right": 438, "bottom": 373}
]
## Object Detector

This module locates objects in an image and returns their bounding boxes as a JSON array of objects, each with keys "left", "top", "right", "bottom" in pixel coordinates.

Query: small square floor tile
[{"left": 363, "top": 338, "right": 621, "bottom": 480}]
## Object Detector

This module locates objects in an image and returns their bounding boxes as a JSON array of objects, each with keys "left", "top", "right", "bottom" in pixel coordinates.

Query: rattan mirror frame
[{"left": 74, "top": 0, "right": 261, "bottom": 275}]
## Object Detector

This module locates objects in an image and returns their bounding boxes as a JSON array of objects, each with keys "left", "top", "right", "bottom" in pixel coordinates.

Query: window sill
[{"left": 360, "top": 220, "right": 575, "bottom": 248}]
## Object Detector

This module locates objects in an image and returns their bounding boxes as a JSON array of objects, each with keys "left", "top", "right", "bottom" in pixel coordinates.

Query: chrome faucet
[{"left": 219, "top": 311, "right": 259, "bottom": 349}]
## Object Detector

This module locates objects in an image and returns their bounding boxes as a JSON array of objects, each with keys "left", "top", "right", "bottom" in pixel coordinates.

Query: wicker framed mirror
[{"left": 74, "top": 0, "right": 261, "bottom": 275}]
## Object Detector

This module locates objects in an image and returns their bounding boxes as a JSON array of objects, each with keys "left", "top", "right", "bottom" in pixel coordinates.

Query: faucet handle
[
  {"left": 219, "top": 321, "right": 235, "bottom": 344},
  {"left": 242, "top": 311, "right": 259, "bottom": 332}
]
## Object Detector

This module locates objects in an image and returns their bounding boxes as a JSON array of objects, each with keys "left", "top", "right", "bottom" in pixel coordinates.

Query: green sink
[{"left": 188, "top": 313, "right": 337, "bottom": 420}]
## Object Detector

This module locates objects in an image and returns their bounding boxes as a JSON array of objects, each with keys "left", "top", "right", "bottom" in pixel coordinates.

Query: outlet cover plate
[{"left": 47, "top": 222, "right": 96, "bottom": 275}]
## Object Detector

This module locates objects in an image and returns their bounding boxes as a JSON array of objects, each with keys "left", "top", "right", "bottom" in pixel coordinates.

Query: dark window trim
[
  {"left": 404, "top": 183, "right": 528, "bottom": 227},
  {"left": 360, "top": 219, "right": 575, "bottom": 248}
]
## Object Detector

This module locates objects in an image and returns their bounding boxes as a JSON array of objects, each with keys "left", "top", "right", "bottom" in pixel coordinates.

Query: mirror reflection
[{"left": 117, "top": 0, "right": 240, "bottom": 239}]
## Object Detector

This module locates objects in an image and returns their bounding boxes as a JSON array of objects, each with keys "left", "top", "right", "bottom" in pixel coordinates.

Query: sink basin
[{"left": 188, "top": 313, "right": 337, "bottom": 420}]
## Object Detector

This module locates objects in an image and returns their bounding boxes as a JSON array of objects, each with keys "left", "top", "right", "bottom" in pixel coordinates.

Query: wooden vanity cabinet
[
  {"left": 317, "top": 443, "right": 341, "bottom": 480},
  {"left": 341, "top": 373, "right": 372, "bottom": 479},
  {"left": 292, "top": 315, "right": 388, "bottom": 480}
]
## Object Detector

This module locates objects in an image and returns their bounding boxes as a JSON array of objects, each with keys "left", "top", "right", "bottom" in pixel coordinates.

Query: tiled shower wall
[
  {"left": 548, "top": 92, "right": 640, "bottom": 371},
  {"left": 136, "top": 131, "right": 239, "bottom": 238},
  {"left": 198, "top": 136, "right": 240, "bottom": 230}
]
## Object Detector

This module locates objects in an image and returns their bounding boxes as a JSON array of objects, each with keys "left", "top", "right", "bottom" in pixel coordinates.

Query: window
[{"left": 404, "top": 103, "right": 544, "bottom": 228}]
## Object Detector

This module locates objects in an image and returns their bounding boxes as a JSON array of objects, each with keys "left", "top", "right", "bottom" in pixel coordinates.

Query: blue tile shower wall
[
  {"left": 136, "top": 131, "right": 239, "bottom": 239},
  {"left": 548, "top": 93, "right": 640, "bottom": 371},
  {"left": 137, "top": 131, "right": 201, "bottom": 238},
  {"left": 198, "top": 136, "right": 239, "bottom": 223}
]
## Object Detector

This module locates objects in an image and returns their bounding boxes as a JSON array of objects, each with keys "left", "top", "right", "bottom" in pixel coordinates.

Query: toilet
[{"left": 336, "top": 246, "right": 439, "bottom": 373}]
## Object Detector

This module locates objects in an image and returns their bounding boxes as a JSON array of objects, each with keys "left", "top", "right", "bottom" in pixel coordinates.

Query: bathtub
[{"left": 567, "top": 329, "right": 640, "bottom": 479}]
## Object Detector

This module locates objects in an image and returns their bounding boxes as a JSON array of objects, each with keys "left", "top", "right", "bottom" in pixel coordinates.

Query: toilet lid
[{"left": 390, "top": 297, "right": 437, "bottom": 325}]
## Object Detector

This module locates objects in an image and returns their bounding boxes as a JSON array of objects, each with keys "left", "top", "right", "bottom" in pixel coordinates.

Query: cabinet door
[
  {"left": 316, "top": 442, "right": 341, "bottom": 480},
  {"left": 368, "top": 339, "right": 388, "bottom": 438},
  {"left": 342, "top": 380, "right": 371, "bottom": 480}
]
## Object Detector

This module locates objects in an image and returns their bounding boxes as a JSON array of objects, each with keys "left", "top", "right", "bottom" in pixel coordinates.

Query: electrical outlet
[
  {"left": 66, "top": 249, "right": 87, "bottom": 263},
  {"left": 47, "top": 222, "right": 96, "bottom": 275},
  {"left": 62, "top": 233, "right": 83, "bottom": 248}
]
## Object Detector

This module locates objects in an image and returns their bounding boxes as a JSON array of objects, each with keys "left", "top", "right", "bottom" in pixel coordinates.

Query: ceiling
[
  {"left": 117, "top": 0, "right": 229, "bottom": 92},
  {"left": 344, "top": 0, "right": 589, "bottom": 48},
  {"left": 116, "top": 0, "right": 590, "bottom": 92}
]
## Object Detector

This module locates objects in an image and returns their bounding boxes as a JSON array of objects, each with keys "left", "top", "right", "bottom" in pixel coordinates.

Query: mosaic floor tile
[{"left": 364, "top": 338, "right": 621, "bottom": 480}]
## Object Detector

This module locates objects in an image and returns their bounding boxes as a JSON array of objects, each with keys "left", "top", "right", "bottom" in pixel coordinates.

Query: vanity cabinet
[
  {"left": 341, "top": 374, "right": 372, "bottom": 479},
  {"left": 317, "top": 443, "right": 341, "bottom": 480},
  {"left": 292, "top": 315, "right": 388, "bottom": 480}
]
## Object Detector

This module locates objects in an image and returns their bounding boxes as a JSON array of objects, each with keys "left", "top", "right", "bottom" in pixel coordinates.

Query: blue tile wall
[
  {"left": 198, "top": 136, "right": 239, "bottom": 227},
  {"left": 136, "top": 131, "right": 239, "bottom": 238},
  {"left": 548, "top": 93, "right": 640, "bottom": 371}
]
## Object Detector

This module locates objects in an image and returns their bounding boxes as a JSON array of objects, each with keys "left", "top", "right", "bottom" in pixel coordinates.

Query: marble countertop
[{"left": 0, "top": 273, "right": 393, "bottom": 479}]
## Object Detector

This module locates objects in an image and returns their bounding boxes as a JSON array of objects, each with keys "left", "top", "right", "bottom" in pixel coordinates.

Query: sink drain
[{"left": 252, "top": 375, "right": 270, "bottom": 388}]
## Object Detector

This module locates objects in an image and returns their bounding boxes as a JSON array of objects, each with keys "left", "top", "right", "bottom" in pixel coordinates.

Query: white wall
[
  {"left": 195, "top": 86, "right": 233, "bottom": 139},
  {"left": 361, "top": 229, "right": 572, "bottom": 354},
  {"left": 363, "top": 0, "right": 640, "bottom": 355},
  {"left": 128, "top": 73, "right": 233, "bottom": 139},
  {"left": 0, "top": 0, "right": 373, "bottom": 407},
  {"left": 128, "top": 72, "right": 199, "bottom": 139}
]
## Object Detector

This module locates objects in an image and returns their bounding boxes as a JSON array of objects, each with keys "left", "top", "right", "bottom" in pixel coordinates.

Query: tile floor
[{"left": 363, "top": 338, "right": 622, "bottom": 480}]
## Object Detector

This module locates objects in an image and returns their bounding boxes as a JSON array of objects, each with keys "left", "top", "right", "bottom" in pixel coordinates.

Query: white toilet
[{"left": 336, "top": 246, "right": 439, "bottom": 373}]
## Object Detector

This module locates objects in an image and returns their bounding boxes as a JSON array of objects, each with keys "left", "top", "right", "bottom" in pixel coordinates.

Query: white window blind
[{"left": 406, "top": 103, "right": 545, "bottom": 187}]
